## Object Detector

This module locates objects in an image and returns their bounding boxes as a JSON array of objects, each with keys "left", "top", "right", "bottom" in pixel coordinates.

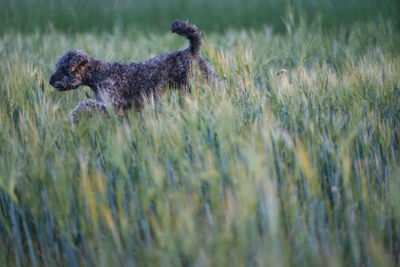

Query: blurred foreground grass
[{"left": 1, "top": 2, "right": 400, "bottom": 266}]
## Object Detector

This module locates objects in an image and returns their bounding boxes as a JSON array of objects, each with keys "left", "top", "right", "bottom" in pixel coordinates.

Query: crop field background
[{"left": 1, "top": 0, "right": 400, "bottom": 266}]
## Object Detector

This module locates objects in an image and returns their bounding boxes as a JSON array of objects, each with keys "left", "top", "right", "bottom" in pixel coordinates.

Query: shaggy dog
[{"left": 49, "top": 20, "right": 218, "bottom": 123}]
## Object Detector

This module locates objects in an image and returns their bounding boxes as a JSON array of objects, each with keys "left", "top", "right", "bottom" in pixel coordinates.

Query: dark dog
[{"left": 49, "top": 20, "right": 218, "bottom": 123}]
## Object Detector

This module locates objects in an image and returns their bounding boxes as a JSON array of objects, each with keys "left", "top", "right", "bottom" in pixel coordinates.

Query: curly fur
[{"left": 49, "top": 20, "right": 218, "bottom": 124}]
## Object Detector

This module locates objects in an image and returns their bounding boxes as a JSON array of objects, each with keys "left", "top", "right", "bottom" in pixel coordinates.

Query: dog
[{"left": 49, "top": 20, "right": 218, "bottom": 123}]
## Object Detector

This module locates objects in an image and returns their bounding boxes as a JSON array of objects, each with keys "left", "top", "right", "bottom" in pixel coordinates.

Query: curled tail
[{"left": 171, "top": 20, "right": 202, "bottom": 56}]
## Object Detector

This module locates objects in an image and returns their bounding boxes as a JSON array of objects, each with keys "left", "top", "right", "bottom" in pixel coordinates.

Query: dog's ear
[{"left": 71, "top": 56, "right": 89, "bottom": 73}]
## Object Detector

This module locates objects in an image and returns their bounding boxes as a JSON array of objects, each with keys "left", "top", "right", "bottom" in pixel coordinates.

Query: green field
[{"left": 1, "top": 0, "right": 400, "bottom": 266}]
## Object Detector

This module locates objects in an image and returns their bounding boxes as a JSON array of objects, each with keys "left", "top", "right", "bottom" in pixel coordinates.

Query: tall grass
[{"left": 1, "top": 6, "right": 400, "bottom": 267}]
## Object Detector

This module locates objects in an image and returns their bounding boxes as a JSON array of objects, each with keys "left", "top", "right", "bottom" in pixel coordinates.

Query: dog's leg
[
  {"left": 68, "top": 99, "right": 108, "bottom": 124},
  {"left": 198, "top": 56, "right": 220, "bottom": 83}
]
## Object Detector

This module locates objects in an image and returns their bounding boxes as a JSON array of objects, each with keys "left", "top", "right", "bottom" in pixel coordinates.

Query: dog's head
[{"left": 49, "top": 49, "right": 90, "bottom": 91}]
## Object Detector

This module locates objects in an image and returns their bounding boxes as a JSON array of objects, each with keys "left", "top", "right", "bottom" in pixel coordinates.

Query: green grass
[
  {"left": 1, "top": 2, "right": 400, "bottom": 266},
  {"left": 2, "top": 0, "right": 399, "bottom": 33}
]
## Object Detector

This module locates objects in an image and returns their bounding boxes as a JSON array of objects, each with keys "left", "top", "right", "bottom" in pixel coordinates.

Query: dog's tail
[{"left": 171, "top": 20, "right": 202, "bottom": 56}]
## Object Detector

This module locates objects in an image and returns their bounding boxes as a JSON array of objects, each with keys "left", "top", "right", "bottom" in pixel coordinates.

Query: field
[{"left": 1, "top": 0, "right": 400, "bottom": 266}]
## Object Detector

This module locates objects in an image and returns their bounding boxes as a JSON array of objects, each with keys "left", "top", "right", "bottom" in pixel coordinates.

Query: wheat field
[{"left": 1, "top": 1, "right": 400, "bottom": 266}]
